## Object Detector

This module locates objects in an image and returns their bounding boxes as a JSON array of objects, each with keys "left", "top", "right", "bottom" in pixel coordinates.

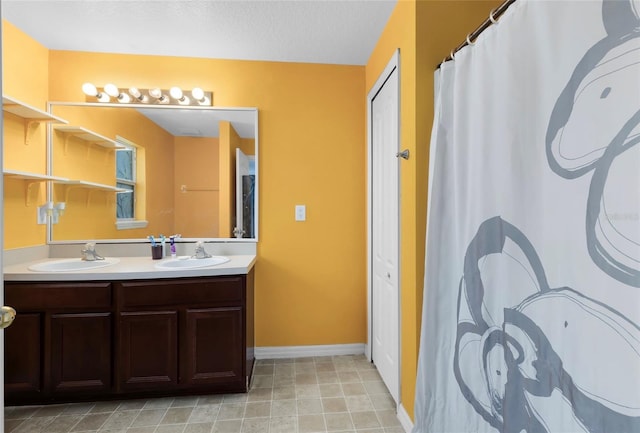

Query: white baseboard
[
  {"left": 254, "top": 343, "right": 365, "bottom": 359},
  {"left": 398, "top": 403, "right": 414, "bottom": 432},
  {"left": 364, "top": 343, "right": 371, "bottom": 361}
]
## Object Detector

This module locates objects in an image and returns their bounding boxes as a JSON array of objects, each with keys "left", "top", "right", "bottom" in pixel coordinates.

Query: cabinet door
[
  {"left": 184, "top": 307, "right": 243, "bottom": 386},
  {"left": 119, "top": 311, "right": 178, "bottom": 391},
  {"left": 5, "top": 313, "right": 42, "bottom": 398},
  {"left": 50, "top": 312, "right": 111, "bottom": 395}
]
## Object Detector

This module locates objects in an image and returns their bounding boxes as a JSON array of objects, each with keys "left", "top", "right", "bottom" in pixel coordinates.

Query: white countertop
[{"left": 3, "top": 255, "right": 256, "bottom": 281}]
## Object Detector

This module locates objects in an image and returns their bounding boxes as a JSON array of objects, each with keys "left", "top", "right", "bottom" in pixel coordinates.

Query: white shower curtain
[{"left": 413, "top": 0, "right": 640, "bottom": 432}]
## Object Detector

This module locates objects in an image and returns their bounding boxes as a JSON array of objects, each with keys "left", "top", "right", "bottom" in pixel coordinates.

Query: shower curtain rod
[{"left": 439, "top": 0, "right": 517, "bottom": 66}]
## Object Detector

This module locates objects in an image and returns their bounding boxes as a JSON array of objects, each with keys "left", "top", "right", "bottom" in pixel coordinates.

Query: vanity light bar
[{"left": 82, "top": 83, "right": 213, "bottom": 106}]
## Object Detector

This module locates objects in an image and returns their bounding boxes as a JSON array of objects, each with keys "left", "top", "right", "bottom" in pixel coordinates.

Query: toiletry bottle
[{"left": 170, "top": 236, "right": 176, "bottom": 258}]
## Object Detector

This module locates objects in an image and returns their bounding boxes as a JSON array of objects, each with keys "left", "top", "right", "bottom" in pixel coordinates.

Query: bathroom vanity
[{"left": 3, "top": 255, "right": 255, "bottom": 406}]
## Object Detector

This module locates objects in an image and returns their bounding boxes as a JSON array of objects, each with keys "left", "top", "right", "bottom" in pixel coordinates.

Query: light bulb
[
  {"left": 97, "top": 92, "right": 110, "bottom": 103},
  {"left": 128, "top": 87, "right": 148, "bottom": 103},
  {"left": 178, "top": 95, "right": 190, "bottom": 105},
  {"left": 82, "top": 82, "right": 110, "bottom": 102},
  {"left": 82, "top": 82, "right": 97, "bottom": 96},
  {"left": 149, "top": 88, "right": 163, "bottom": 99},
  {"left": 117, "top": 93, "right": 132, "bottom": 103},
  {"left": 169, "top": 86, "right": 183, "bottom": 100},
  {"left": 191, "top": 87, "right": 204, "bottom": 101},
  {"left": 104, "top": 83, "right": 120, "bottom": 97}
]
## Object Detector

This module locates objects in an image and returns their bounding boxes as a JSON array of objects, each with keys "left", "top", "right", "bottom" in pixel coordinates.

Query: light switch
[{"left": 295, "top": 205, "right": 306, "bottom": 221}]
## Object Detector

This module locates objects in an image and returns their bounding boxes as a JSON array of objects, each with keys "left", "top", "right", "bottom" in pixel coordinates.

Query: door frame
[
  {"left": 366, "top": 49, "right": 401, "bottom": 394},
  {"left": 1, "top": 14, "right": 6, "bottom": 426}
]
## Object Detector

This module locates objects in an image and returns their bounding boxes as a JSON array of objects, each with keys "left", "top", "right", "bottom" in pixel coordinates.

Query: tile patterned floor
[{"left": 5, "top": 355, "right": 404, "bottom": 433}]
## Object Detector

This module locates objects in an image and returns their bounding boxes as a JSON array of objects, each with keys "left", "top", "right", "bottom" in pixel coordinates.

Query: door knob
[
  {"left": 0, "top": 306, "right": 16, "bottom": 329},
  {"left": 387, "top": 272, "right": 391, "bottom": 279},
  {"left": 396, "top": 149, "right": 410, "bottom": 160}
]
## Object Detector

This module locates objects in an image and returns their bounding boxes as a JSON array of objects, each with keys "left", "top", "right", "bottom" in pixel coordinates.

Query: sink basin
[
  {"left": 155, "top": 256, "right": 230, "bottom": 270},
  {"left": 28, "top": 257, "right": 120, "bottom": 272}
]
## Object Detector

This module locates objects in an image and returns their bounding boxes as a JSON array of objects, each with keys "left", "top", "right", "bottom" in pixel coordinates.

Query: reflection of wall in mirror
[
  {"left": 220, "top": 121, "right": 242, "bottom": 238},
  {"left": 48, "top": 107, "right": 256, "bottom": 241},
  {"left": 174, "top": 136, "right": 220, "bottom": 237},
  {"left": 50, "top": 105, "right": 175, "bottom": 241}
]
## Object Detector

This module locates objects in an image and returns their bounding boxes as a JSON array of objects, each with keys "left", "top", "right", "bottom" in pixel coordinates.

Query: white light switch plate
[{"left": 295, "top": 205, "right": 306, "bottom": 221}]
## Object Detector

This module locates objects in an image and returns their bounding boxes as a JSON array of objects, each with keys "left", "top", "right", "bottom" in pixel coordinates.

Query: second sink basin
[
  {"left": 28, "top": 257, "right": 120, "bottom": 272},
  {"left": 155, "top": 256, "right": 230, "bottom": 270}
]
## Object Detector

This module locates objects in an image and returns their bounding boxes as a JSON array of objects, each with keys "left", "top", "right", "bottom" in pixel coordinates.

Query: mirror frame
[{"left": 46, "top": 101, "right": 259, "bottom": 245}]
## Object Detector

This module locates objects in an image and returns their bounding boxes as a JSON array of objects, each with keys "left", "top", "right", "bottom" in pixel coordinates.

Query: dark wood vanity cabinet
[
  {"left": 4, "top": 270, "right": 255, "bottom": 405},
  {"left": 5, "top": 312, "right": 42, "bottom": 399},
  {"left": 118, "top": 310, "right": 179, "bottom": 391},
  {"left": 184, "top": 306, "right": 243, "bottom": 387},
  {"left": 4, "top": 282, "right": 112, "bottom": 404},
  {"left": 115, "top": 274, "right": 251, "bottom": 394},
  {"left": 50, "top": 312, "right": 112, "bottom": 395}
]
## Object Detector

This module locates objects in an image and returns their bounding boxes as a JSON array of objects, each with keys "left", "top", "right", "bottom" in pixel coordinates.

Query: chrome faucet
[
  {"left": 81, "top": 242, "right": 104, "bottom": 261},
  {"left": 192, "top": 241, "right": 212, "bottom": 259}
]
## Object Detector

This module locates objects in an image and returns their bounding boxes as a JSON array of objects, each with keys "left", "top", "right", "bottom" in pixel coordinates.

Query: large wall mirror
[{"left": 47, "top": 102, "right": 258, "bottom": 243}]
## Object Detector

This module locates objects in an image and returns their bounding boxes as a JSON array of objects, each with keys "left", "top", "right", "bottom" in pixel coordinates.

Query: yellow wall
[
  {"left": 365, "top": 0, "right": 503, "bottom": 419},
  {"left": 3, "top": 29, "right": 367, "bottom": 348},
  {"left": 174, "top": 136, "right": 220, "bottom": 237},
  {"left": 240, "top": 138, "right": 255, "bottom": 157},
  {"left": 45, "top": 50, "right": 366, "bottom": 347},
  {"left": 2, "top": 21, "right": 50, "bottom": 249},
  {"left": 2, "top": 21, "right": 48, "bottom": 109}
]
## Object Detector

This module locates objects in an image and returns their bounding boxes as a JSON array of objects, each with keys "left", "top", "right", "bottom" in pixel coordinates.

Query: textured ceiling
[{"left": 2, "top": 0, "right": 397, "bottom": 66}]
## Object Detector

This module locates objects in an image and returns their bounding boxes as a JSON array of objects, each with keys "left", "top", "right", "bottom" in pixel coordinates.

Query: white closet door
[{"left": 371, "top": 63, "right": 400, "bottom": 404}]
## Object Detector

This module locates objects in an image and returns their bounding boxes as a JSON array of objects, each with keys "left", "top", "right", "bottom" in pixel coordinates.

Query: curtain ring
[
  {"left": 450, "top": 50, "right": 456, "bottom": 60},
  {"left": 489, "top": 8, "right": 498, "bottom": 24},
  {"left": 466, "top": 33, "right": 475, "bottom": 46}
]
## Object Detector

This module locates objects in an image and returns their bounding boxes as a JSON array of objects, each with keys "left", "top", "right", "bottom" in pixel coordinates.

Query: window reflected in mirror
[{"left": 115, "top": 142, "right": 136, "bottom": 220}]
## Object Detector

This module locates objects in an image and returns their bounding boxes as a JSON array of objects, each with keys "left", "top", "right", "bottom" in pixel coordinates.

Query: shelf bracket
[
  {"left": 64, "top": 185, "right": 76, "bottom": 203},
  {"left": 62, "top": 134, "right": 71, "bottom": 155},
  {"left": 103, "top": 148, "right": 112, "bottom": 165},
  {"left": 64, "top": 185, "right": 97, "bottom": 206},
  {"left": 24, "top": 180, "right": 40, "bottom": 206},
  {"left": 24, "top": 120, "right": 40, "bottom": 145},
  {"left": 106, "top": 193, "right": 116, "bottom": 206},
  {"left": 86, "top": 189, "right": 109, "bottom": 206}
]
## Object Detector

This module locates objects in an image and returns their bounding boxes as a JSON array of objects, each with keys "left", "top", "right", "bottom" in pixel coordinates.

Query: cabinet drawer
[
  {"left": 5, "top": 282, "right": 112, "bottom": 310},
  {"left": 117, "top": 276, "right": 244, "bottom": 308}
]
